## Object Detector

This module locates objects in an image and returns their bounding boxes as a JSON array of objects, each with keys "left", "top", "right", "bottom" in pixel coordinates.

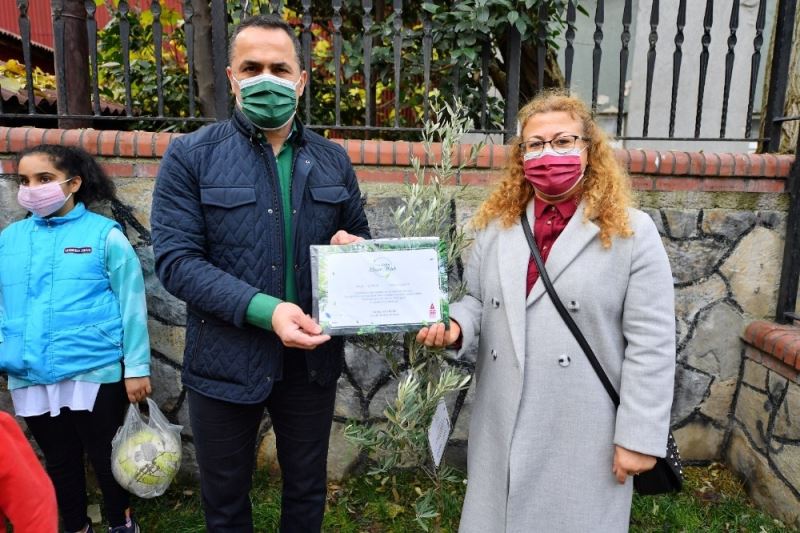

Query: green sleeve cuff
[
  {"left": 123, "top": 363, "right": 151, "bottom": 378},
  {"left": 246, "top": 293, "right": 282, "bottom": 331}
]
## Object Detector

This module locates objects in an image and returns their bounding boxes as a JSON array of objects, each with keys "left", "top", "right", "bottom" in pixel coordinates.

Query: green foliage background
[
  {"left": 95, "top": 0, "right": 197, "bottom": 131},
  {"left": 3, "top": 0, "right": 586, "bottom": 135}
]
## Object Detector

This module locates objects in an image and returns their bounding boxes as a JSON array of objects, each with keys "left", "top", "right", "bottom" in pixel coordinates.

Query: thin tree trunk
[
  {"left": 759, "top": 3, "right": 800, "bottom": 154},
  {"left": 191, "top": 0, "right": 215, "bottom": 118},
  {"left": 780, "top": 15, "right": 800, "bottom": 153},
  {"left": 57, "top": 0, "right": 91, "bottom": 128},
  {"left": 489, "top": 30, "right": 564, "bottom": 106}
]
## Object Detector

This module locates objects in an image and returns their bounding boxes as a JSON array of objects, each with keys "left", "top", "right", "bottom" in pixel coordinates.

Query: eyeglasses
[{"left": 518, "top": 134, "right": 588, "bottom": 157}]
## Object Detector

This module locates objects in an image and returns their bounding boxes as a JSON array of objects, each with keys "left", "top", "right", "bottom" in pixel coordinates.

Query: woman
[{"left": 418, "top": 91, "right": 676, "bottom": 532}]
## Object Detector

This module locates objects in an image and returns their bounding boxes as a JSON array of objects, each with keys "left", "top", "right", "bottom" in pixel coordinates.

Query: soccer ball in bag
[{"left": 111, "top": 426, "right": 181, "bottom": 498}]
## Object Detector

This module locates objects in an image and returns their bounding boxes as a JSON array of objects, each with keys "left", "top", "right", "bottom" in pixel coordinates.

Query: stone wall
[
  {"left": 727, "top": 321, "right": 800, "bottom": 528},
  {"left": 0, "top": 127, "right": 796, "bottom": 517},
  {"left": 637, "top": 191, "right": 790, "bottom": 464}
]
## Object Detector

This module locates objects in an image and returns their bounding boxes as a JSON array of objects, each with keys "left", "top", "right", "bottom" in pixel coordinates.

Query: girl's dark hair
[{"left": 16, "top": 144, "right": 117, "bottom": 206}]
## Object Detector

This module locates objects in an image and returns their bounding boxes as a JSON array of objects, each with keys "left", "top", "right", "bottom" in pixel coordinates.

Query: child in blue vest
[{"left": 0, "top": 145, "right": 151, "bottom": 533}]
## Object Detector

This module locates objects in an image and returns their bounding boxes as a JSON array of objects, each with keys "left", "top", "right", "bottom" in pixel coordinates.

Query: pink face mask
[
  {"left": 17, "top": 179, "right": 73, "bottom": 217},
  {"left": 523, "top": 149, "right": 585, "bottom": 201}
]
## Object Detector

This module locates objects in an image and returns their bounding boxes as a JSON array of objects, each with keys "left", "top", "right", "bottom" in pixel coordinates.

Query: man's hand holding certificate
[{"left": 311, "top": 237, "right": 449, "bottom": 335}]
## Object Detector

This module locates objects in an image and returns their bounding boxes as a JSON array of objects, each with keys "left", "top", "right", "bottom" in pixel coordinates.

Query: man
[{"left": 150, "top": 14, "right": 370, "bottom": 532}]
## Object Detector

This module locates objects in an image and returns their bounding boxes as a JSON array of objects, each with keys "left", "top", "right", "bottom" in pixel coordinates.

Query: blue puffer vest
[
  {"left": 0, "top": 203, "right": 123, "bottom": 383},
  {"left": 152, "top": 111, "right": 371, "bottom": 403}
]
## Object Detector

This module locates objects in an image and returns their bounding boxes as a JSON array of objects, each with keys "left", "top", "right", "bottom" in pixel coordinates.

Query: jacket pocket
[
  {"left": 0, "top": 317, "right": 26, "bottom": 376},
  {"left": 309, "top": 185, "right": 349, "bottom": 204},
  {"left": 186, "top": 315, "right": 206, "bottom": 364},
  {"left": 200, "top": 187, "right": 257, "bottom": 247},
  {"left": 186, "top": 316, "right": 250, "bottom": 387},
  {"left": 201, "top": 187, "right": 257, "bottom": 208},
  {"left": 308, "top": 185, "right": 349, "bottom": 238},
  {"left": 48, "top": 320, "right": 123, "bottom": 379},
  {"left": 91, "top": 319, "right": 124, "bottom": 347}
]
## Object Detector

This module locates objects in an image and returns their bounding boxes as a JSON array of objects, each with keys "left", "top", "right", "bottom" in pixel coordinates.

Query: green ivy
[
  {"left": 285, "top": 0, "right": 586, "bottom": 138},
  {"left": 96, "top": 0, "right": 198, "bottom": 131},
  {"left": 90, "top": 0, "right": 585, "bottom": 136}
]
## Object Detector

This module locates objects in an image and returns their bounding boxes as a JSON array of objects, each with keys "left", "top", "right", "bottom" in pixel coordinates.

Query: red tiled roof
[
  {"left": 0, "top": 1, "right": 185, "bottom": 50},
  {"left": 0, "top": 2, "right": 55, "bottom": 50},
  {"left": 1, "top": 84, "right": 126, "bottom": 116},
  {"left": 0, "top": 27, "right": 52, "bottom": 52}
]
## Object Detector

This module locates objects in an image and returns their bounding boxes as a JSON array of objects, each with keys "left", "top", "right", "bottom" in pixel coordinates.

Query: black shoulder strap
[{"left": 521, "top": 211, "right": 620, "bottom": 407}]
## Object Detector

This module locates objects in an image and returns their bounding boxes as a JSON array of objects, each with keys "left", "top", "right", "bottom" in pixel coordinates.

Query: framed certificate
[{"left": 310, "top": 237, "right": 449, "bottom": 335}]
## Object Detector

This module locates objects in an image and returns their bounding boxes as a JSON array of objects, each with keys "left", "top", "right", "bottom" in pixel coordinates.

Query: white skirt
[{"left": 11, "top": 381, "right": 101, "bottom": 417}]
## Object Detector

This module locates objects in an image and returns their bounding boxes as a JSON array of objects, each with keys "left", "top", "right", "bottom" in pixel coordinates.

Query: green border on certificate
[{"left": 310, "top": 237, "right": 450, "bottom": 335}]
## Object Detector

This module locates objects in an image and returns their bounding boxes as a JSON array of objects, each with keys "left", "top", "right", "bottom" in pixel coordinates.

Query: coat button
[
  {"left": 491, "top": 349, "right": 498, "bottom": 360},
  {"left": 292, "top": 209, "right": 297, "bottom": 215},
  {"left": 558, "top": 354, "right": 571, "bottom": 367},
  {"left": 271, "top": 265, "right": 277, "bottom": 271},
  {"left": 567, "top": 300, "right": 580, "bottom": 312},
  {"left": 268, "top": 208, "right": 274, "bottom": 214},
  {"left": 491, "top": 297, "right": 500, "bottom": 308}
]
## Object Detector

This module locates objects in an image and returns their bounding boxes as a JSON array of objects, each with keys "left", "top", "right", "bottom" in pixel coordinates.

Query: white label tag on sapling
[{"left": 428, "top": 398, "right": 451, "bottom": 468}]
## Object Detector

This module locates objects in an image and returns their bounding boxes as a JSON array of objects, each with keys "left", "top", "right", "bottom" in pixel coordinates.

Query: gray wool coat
[{"left": 451, "top": 202, "right": 676, "bottom": 533}]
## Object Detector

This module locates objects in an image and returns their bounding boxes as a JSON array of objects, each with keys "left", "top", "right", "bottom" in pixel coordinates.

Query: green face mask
[{"left": 235, "top": 73, "right": 300, "bottom": 130}]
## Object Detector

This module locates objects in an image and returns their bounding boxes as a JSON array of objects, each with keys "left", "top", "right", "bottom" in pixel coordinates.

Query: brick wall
[{"left": 0, "top": 126, "right": 791, "bottom": 192}]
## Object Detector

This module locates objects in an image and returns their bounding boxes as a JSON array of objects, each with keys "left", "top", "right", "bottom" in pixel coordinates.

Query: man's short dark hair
[{"left": 229, "top": 14, "right": 304, "bottom": 70}]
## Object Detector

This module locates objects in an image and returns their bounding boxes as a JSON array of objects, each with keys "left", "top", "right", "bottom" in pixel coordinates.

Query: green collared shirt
[{"left": 245, "top": 126, "right": 299, "bottom": 331}]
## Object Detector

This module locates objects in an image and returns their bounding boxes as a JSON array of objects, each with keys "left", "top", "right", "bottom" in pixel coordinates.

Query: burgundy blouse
[
  {"left": 450, "top": 197, "right": 580, "bottom": 348},
  {"left": 526, "top": 197, "right": 580, "bottom": 296}
]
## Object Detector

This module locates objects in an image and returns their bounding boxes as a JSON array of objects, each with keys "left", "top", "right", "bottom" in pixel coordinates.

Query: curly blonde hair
[{"left": 473, "top": 90, "right": 633, "bottom": 247}]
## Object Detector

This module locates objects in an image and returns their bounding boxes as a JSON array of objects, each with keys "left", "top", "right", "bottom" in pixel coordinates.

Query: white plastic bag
[{"left": 111, "top": 397, "right": 183, "bottom": 498}]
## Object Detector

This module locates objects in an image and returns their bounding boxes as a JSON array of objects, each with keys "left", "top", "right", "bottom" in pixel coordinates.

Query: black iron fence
[
  {"left": 0, "top": 0, "right": 797, "bottom": 148},
  {"left": 776, "top": 118, "right": 800, "bottom": 324}
]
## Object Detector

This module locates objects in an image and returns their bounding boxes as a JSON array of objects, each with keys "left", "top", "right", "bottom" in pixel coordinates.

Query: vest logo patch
[{"left": 64, "top": 247, "right": 92, "bottom": 254}]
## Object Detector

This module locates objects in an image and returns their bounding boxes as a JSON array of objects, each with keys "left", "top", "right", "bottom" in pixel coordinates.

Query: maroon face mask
[{"left": 523, "top": 150, "right": 585, "bottom": 199}]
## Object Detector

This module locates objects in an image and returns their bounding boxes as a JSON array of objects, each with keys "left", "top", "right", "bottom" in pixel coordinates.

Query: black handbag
[{"left": 521, "top": 212, "right": 683, "bottom": 495}]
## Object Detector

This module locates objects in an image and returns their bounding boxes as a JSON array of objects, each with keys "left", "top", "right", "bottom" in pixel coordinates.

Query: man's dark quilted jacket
[{"left": 151, "top": 110, "right": 371, "bottom": 403}]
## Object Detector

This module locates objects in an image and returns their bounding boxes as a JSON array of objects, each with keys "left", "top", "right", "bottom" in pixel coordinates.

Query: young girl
[{"left": 0, "top": 145, "right": 151, "bottom": 533}]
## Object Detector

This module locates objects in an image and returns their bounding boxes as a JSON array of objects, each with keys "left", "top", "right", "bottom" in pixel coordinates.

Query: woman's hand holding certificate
[{"left": 416, "top": 321, "right": 460, "bottom": 348}]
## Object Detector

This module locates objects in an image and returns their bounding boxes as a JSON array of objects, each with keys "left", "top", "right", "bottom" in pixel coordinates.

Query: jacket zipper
[
  {"left": 253, "top": 135, "right": 285, "bottom": 300},
  {"left": 45, "top": 219, "right": 55, "bottom": 379},
  {"left": 288, "top": 147, "right": 302, "bottom": 291}
]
